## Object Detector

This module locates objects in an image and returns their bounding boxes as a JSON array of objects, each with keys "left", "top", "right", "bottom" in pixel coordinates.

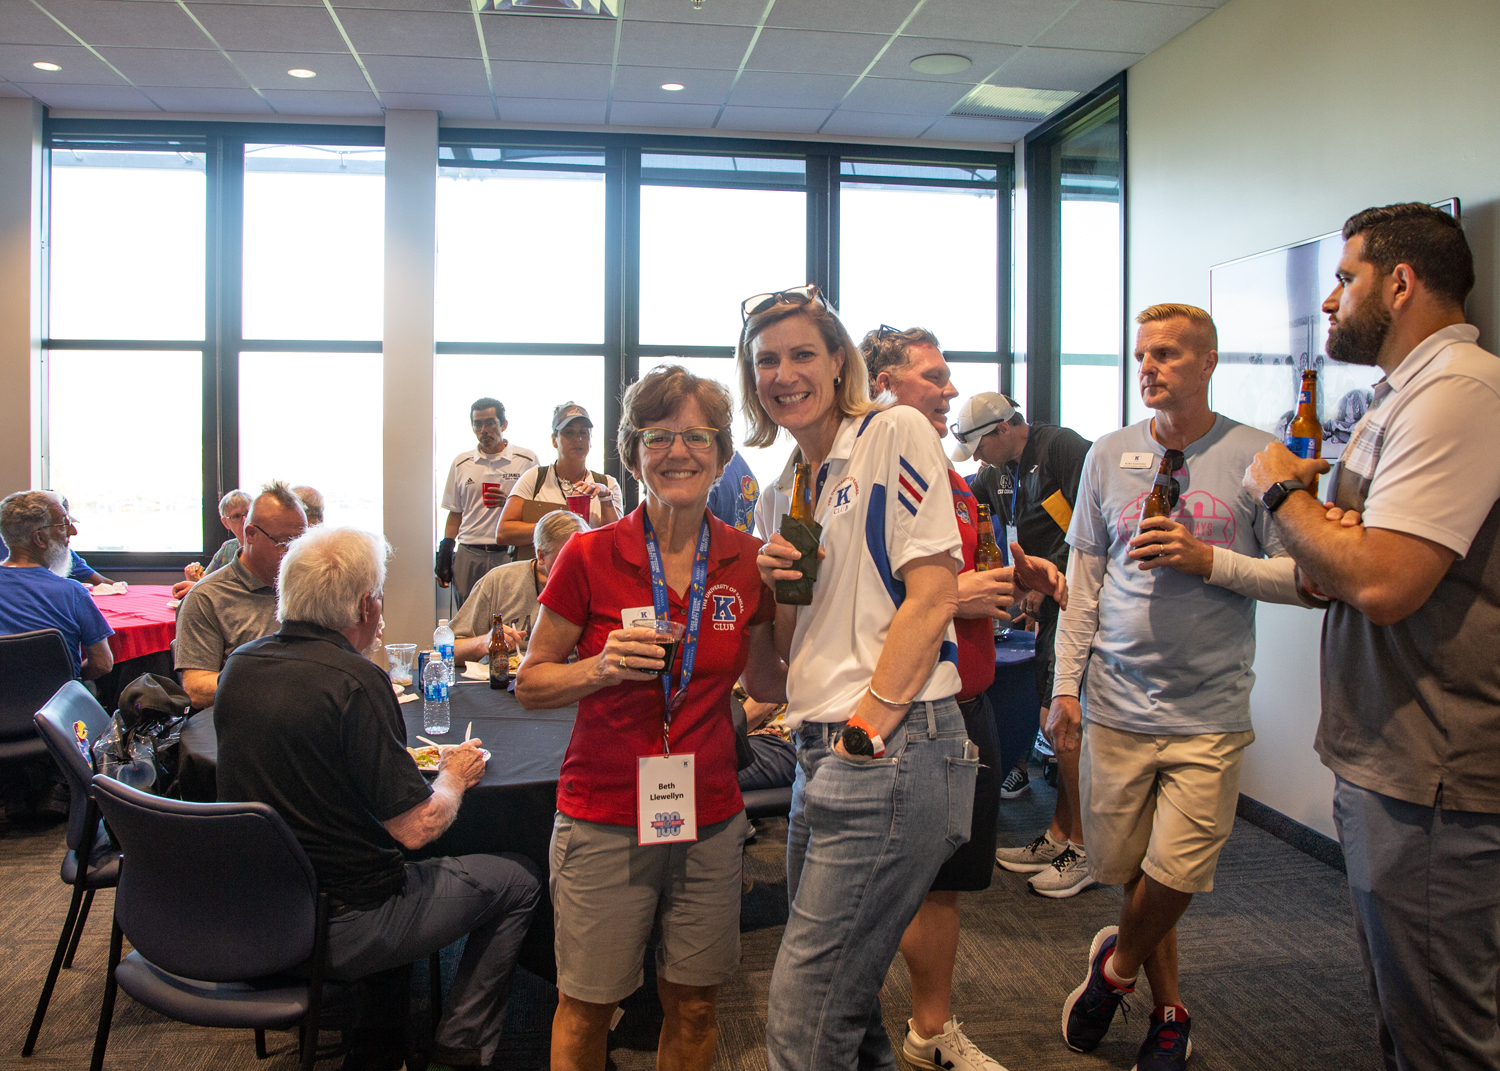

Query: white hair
[
  {"left": 276, "top": 526, "right": 391, "bottom": 630},
  {"left": 218, "top": 488, "right": 251, "bottom": 516},
  {"left": 534, "top": 509, "right": 589, "bottom": 560}
]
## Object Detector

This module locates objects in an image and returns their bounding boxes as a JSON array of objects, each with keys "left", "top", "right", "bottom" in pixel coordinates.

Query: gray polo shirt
[
  {"left": 450, "top": 558, "right": 542, "bottom": 641},
  {"left": 175, "top": 554, "right": 279, "bottom": 673},
  {"left": 1319, "top": 324, "right": 1500, "bottom": 813}
]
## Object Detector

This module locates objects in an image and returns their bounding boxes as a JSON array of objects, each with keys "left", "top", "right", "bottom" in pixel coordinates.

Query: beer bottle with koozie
[
  {"left": 1285, "top": 369, "right": 1321, "bottom": 497},
  {"left": 488, "top": 613, "right": 510, "bottom": 689},
  {"left": 974, "top": 503, "right": 1004, "bottom": 571},
  {"left": 776, "top": 462, "right": 822, "bottom": 605}
]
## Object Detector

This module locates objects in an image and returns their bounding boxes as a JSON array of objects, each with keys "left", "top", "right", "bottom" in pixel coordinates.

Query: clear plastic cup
[{"left": 386, "top": 643, "right": 417, "bottom": 687}]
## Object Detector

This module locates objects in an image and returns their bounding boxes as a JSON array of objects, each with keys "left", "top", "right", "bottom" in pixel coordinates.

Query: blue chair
[
  {"left": 87, "top": 775, "right": 333, "bottom": 1071},
  {"left": 23, "top": 682, "right": 120, "bottom": 1057},
  {"left": 0, "top": 629, "right": 73, "bottom": 764}
]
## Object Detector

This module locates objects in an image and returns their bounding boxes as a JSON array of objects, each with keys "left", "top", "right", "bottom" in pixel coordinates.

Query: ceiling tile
[
  {"left": 922, "top": 114, "right": 1029, "bottom": 143},
  {"left": 488, "top": 60, "right": 612, "bottom": 100},
  {"left": 39, "top": 0, "right": 210, "bottom": 50},
  {"left": 905, "top": 0, "right": 1076, "bottom": 46},
  {"left": 187, "top": 0, "right": 320, "bottom": 6},
  {"left": 0, "top": 43, "right": 124, "bottom": 85},
  {"left": 817, "top": 109, "right": 930, "bottom": 138},
  {"left": 481, "top": 15, "right": 618, "bottom": 64},
  {"left": 495, "top": 96, "right": 607, "bottom": 125},
  {"left": 11, "top": 80, "right": 160, "bottom": 109},
  {"left": 382, "top": 91, "right": 493, "bottom": 118},
  {"left": 624, "top": 0, "right": 760, "bottom": 26},
  {"left": 333, "top": 0, "right": 469, "bottom": 10},
  {"left": 1, "top": 0, "right": 84, "bottom": 46},
  {"left": 1034, "top": 0, "right": 1211, "bottom": 53},
  {"left": 746, "top": 28, "right": 884, "bottom": 76},
  {"left": 259, "top": 86, "right": 384, "bottom": 114},
  {"left": 988, "top": 45, "right": 1140, "bottom": 90},
  {"left": 715, "top": 104, "right": 826, "bottom": 133},
  {"left": 616, "top": 20, "right": 755, "bottom": 69},
  {"left": 611, "top": 65, "right": 734, "bottom": 105},
  {"left": 361, "top": 54, "right": 489, "bottom": 94},
  {"left": 190, "top": 3, "right": 351, "bottom": 53},
  {"left": 841, "top": 76, "right": 967, "bottom": 115},
  {"left": 728, "top": 70, "right": 853, "bottom": 110},
  {"left": 0, "top": 83, "right": 30, "bottom": 97},
  {"left": 766, "top": 0, "right": 918, "bottom": 33},
  {"left": 229, "top": 50, "right": 372, "bottom": 92},
  {"left": 102, "top": 46, "right": 248, "bottom": 88},
  {"left": 335, "top": 9, "right": 479, "bottom": 58},
  {"left": 143, "top": 85, "right": 274, "bottom": 112},
  {"left": 608, "top": 99, "right": 719, "bottom": 128},
  {"left": 869, "top": 36, "right": 1019, "bottom": 82}
]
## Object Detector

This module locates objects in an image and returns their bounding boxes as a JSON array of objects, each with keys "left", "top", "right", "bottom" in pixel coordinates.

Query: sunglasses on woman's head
[{"left": 740, "top": 284, "right": 823, "bottom": 323}]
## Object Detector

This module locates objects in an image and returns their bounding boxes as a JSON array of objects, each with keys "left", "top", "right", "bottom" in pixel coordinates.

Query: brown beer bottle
[
  {"left": 974, "top": 503, "right": 1004, "bottom": 571},
  {"left": 1285, "top": 369, "right": 1322, "bottom": 497},
  {"left": 776, "top": 462, "right": 819, "bottom": 606},
  {"left": 488, "top": 613, "right": 510, "bottom": 689},
  {"left": 1141, "top": 449, "right": 1183, "bottom": 521}
]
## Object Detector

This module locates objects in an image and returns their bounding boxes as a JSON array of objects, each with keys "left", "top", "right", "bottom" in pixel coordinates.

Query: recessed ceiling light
[
  {"left": 32, "top": 61, "right": 62, "bottom": 72},
  {"left": 661, "top": 82, "right": 685, "bottom": 91},
  {"left": 287, "top": 68, "right": 317, "bottom": 79},
  {"left": 910, "top": 53, "right": 971, "bottom": 75}
]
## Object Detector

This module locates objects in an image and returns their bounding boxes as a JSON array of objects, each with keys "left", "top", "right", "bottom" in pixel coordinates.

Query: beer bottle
[
  {"left": 488, "top": 613, "right": 510, "bottom": 689},
  {"left": 776, "top": 462, "right": 822, "bottom": 606},
  {"left": 1285, "top": 369, "right": 1322, "bottom": 497},
  {"left": 974, "top": 503, "right": 1005, "bottom": 572},
  {"left": 1141, "top": 449, "right": 1182, "bottom": 522}
]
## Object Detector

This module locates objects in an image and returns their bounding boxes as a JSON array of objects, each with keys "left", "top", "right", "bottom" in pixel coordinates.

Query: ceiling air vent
[
  {"left": 951, "top": 85, "right": 1079, "bottom": 121},
  {"left": 476, "top": 0, "right": 617, "bottom": 16}
]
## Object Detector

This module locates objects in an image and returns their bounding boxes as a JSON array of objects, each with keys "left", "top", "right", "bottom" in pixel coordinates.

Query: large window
[
  {"left": 1025, "top": 77, "right": 1126, "bottom": 441},
  {"left": 43, "top": 124, "right": 1012, "bottom": 564}
]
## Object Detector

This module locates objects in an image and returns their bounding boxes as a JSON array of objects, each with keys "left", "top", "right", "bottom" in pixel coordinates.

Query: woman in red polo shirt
[{"left": 517, "top": 364, "right": 782, "bottom": 1071}]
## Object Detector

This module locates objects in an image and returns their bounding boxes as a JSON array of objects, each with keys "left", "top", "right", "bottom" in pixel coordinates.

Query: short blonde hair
[
  {"left": 736, "top": 300, "right": 875, "bottom": 449},
  {"left": 1135, "top": 303, "right": 1218, "bottom": 352}
]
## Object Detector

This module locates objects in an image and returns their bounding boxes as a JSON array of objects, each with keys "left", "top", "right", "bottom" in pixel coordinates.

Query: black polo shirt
[
  {"left": 972, "top": 422, "right": 1092, "bottom": 570},
  {"left": 216, "top": 621, "right": 431, "bottom": 910}
]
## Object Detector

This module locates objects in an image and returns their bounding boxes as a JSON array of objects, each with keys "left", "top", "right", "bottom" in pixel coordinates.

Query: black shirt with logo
[
  {"left": 972, "top": 422, "right": 1092, "bottom": 570},
  {"left": 216, "top": 621, "right": 431, "bottom": 910}
]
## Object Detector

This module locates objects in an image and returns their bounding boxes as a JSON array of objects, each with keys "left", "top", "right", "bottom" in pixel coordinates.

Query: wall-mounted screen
[{"left": 1209, "top": 199, "right": 1458, "bottom": 459}]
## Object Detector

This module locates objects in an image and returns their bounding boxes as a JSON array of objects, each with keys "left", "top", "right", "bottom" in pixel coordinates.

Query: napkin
[
  {"left": 398, "top": 693, "right": 418, "bottom": 704},
  {"left": 459, "top": 661, "right": 491, "bottom": 682},
  {"left": 90, "top": 582, "right": 129, "bottom": 596}
]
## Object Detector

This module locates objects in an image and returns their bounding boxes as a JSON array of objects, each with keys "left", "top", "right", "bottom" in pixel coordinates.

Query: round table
[
  {"left": 90, "top": 584, "right": 178, "bottom": 712},
  {"left": 179, "top": 681, "right": 577, "bottom": 981}
]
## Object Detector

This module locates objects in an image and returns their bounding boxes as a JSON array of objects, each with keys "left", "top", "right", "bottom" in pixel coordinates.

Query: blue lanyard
[{"left": 641, "top": 510, "right": 712, "bottom": 750}]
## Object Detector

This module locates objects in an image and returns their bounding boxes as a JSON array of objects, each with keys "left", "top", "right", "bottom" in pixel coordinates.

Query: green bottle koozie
[{"left": 775, "top": 514, "right": 824, "bottom": 604}]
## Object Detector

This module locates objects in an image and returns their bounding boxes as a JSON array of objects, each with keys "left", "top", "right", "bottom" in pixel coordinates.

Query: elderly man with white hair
[{"left": 215, "top": 526, "right": 541, "bottom": 1071}]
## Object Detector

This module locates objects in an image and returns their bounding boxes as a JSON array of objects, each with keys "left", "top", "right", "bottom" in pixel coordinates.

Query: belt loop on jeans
[{"left": 924, "top": 700, "right": 937, "bottom": 738}]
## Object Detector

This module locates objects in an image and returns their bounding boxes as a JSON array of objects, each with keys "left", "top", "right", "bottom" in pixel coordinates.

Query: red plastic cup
[
  {"left": 566, "top": 494, "right": 593, "bottom": 519},
  {"left": 481, "top": 482, "right": 504, "bottom": 508}
]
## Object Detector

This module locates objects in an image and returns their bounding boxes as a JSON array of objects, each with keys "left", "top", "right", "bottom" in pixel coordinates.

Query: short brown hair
[
  {"left": 860, "top": 326, "right": 942, "bottom": 387},
  {"left": 736, "top": 300, "right": 874, "bottom": 449},
  {"left": 1343, "top": 202, "right": 1474, "bottom": 307},
  {"left": 619, "top": 364, "right": 735, "bottom": 480},
  {"left": 1135, "top": 303, "right": 1218, "bottom": 352}
]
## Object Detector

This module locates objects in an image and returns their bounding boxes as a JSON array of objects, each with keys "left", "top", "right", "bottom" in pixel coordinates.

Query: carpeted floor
[{"left": 0, "top": 764, "right": 1383, "bottom": 1070}]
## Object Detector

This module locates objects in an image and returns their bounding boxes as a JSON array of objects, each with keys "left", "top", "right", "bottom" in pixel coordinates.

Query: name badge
[
  {"left": 1121, "top": 452, "right": 1153, "bottom": 469},
  {"left": 621, "top": 605, "right": 655, "bottom": 628},
  {"left": 1005, "top": 524, "right": 1020, "bottom": 550},
  {"left": 638, "top": 754, "right": 697, "bottom": 845}
]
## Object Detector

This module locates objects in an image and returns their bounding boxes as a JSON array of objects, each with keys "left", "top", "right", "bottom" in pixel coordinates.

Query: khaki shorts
[
  {"left": 1079, "top": 721, "right": 1254, "bottom": 894},
  {"left": 549, "top": 810, "right": 747, "bottom": 1005}
]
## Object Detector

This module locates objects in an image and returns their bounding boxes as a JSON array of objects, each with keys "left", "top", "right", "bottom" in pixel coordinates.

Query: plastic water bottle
[
  {"left": 422, "top": 657, "right": 450, "bottom": 735},
  {"left": 433, "top": 618, "right": 455, "bottom": 684}
]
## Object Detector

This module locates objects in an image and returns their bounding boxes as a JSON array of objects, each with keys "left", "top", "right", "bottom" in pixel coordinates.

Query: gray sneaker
[
  {"left": 1028, "top": 844, "right": 1096, "bottom": 899},
  {"left": 995, "top": 829, "right": 1066, "bottom": 874}
]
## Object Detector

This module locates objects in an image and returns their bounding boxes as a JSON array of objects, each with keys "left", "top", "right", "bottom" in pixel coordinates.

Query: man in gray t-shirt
[{"left": 1052, "top": 304, "right": 1312, "bottom": 1071}]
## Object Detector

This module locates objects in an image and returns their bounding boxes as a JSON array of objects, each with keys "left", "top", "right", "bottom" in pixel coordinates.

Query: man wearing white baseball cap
[{"left": 955, "top": 394, "right": 1096, "bottom": 899}]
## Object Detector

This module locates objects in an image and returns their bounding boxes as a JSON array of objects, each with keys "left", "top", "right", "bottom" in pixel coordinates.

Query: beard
[
  {"left": 44, "top": 537, "right": 71, "bottom": 577},
  {"left": 1326, "top": 291, "right": 1392, "bottom": 367}
]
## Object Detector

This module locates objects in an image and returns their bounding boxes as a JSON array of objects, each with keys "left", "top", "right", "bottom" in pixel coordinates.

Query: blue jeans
[
  {"left": 1334, "top": 777, "right": 1500, "bottom": 1071},
  {"left": 766, "top": 698, "right": 977, "bottom": 1071}
]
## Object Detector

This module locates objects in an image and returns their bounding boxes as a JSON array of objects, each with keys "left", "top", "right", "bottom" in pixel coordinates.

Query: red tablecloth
[{"left": 92, "top": 584, "right": 177, "bottom": 663}]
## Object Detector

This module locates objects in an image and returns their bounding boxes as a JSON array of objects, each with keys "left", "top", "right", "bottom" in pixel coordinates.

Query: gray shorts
[{"left": 549, "top": 810, "right": 748, "bottom": 1005}]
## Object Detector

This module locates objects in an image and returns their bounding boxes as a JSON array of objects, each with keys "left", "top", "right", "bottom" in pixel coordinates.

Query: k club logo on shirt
[
  {"left": 707, "top": 583, "right": 743, "bottom": 632},
  {"left": 830, "top": 476, "right": 859, "bottom": 516}
]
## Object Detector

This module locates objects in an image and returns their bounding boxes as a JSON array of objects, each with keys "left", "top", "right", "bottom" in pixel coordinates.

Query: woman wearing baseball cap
[{"left": 498, "top": 401, "right": 623, "bottom": 555}]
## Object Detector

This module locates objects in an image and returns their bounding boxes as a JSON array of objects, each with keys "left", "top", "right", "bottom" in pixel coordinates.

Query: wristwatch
[
  {"left": 1261, "top": 479, "right": 1307, "bottom": 513},
  {"left": 841, "top": 714, "right": 885, "bottom": 758}
]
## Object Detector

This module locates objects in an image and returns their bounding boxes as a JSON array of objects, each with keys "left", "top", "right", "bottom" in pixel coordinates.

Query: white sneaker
[
  {"left": 995, "top": 829, "right": 1066, "bottom": 873},
  {"left": 1028, "top": 844, "right": 1096, "bottom": 899},
  {"left": 902, "top": 1018, "right": 1008, "bottom": 1071}
]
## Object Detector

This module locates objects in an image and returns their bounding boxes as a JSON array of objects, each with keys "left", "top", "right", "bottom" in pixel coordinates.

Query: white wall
[
  {"left": 0, "top": 99, "right": 44, "bottom": 497},
  {"left": 1126, "top": 0, "right": 1500, "bottom": 835}
]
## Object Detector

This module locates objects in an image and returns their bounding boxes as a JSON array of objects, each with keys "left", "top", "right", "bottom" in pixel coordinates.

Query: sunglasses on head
[{"left": 740, "top": 284, "right": 824, "bottom": 323}]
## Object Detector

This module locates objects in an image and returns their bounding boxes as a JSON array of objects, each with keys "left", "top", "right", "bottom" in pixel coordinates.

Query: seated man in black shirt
[{"left": 215, "top": 525, "right": 540, "bottom": 1070}]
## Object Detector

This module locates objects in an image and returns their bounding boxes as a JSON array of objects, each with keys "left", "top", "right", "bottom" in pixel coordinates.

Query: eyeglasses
[
  {"left": 875, "top": 324, "right": 902, "bottom": 338},
  {"left": 951, "top": 419, "right": 1003, "bottom": 444},
  {"left": 471, "top": 418, "right": 502, "bottom": 431},
  {"left": 247, "top": 523, "right": 296, "bottom": 549},
  {"left": 639, "top": 427, "right": 718, "bottom": 452},
  {"left": 740, "top": 284, "right": 823, "bottom": 323}
]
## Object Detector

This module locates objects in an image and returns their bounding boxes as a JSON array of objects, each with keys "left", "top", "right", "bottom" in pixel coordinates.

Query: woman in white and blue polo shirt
[{"left": 742, "top": 285, "right": 978, "bottom": 1071}]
